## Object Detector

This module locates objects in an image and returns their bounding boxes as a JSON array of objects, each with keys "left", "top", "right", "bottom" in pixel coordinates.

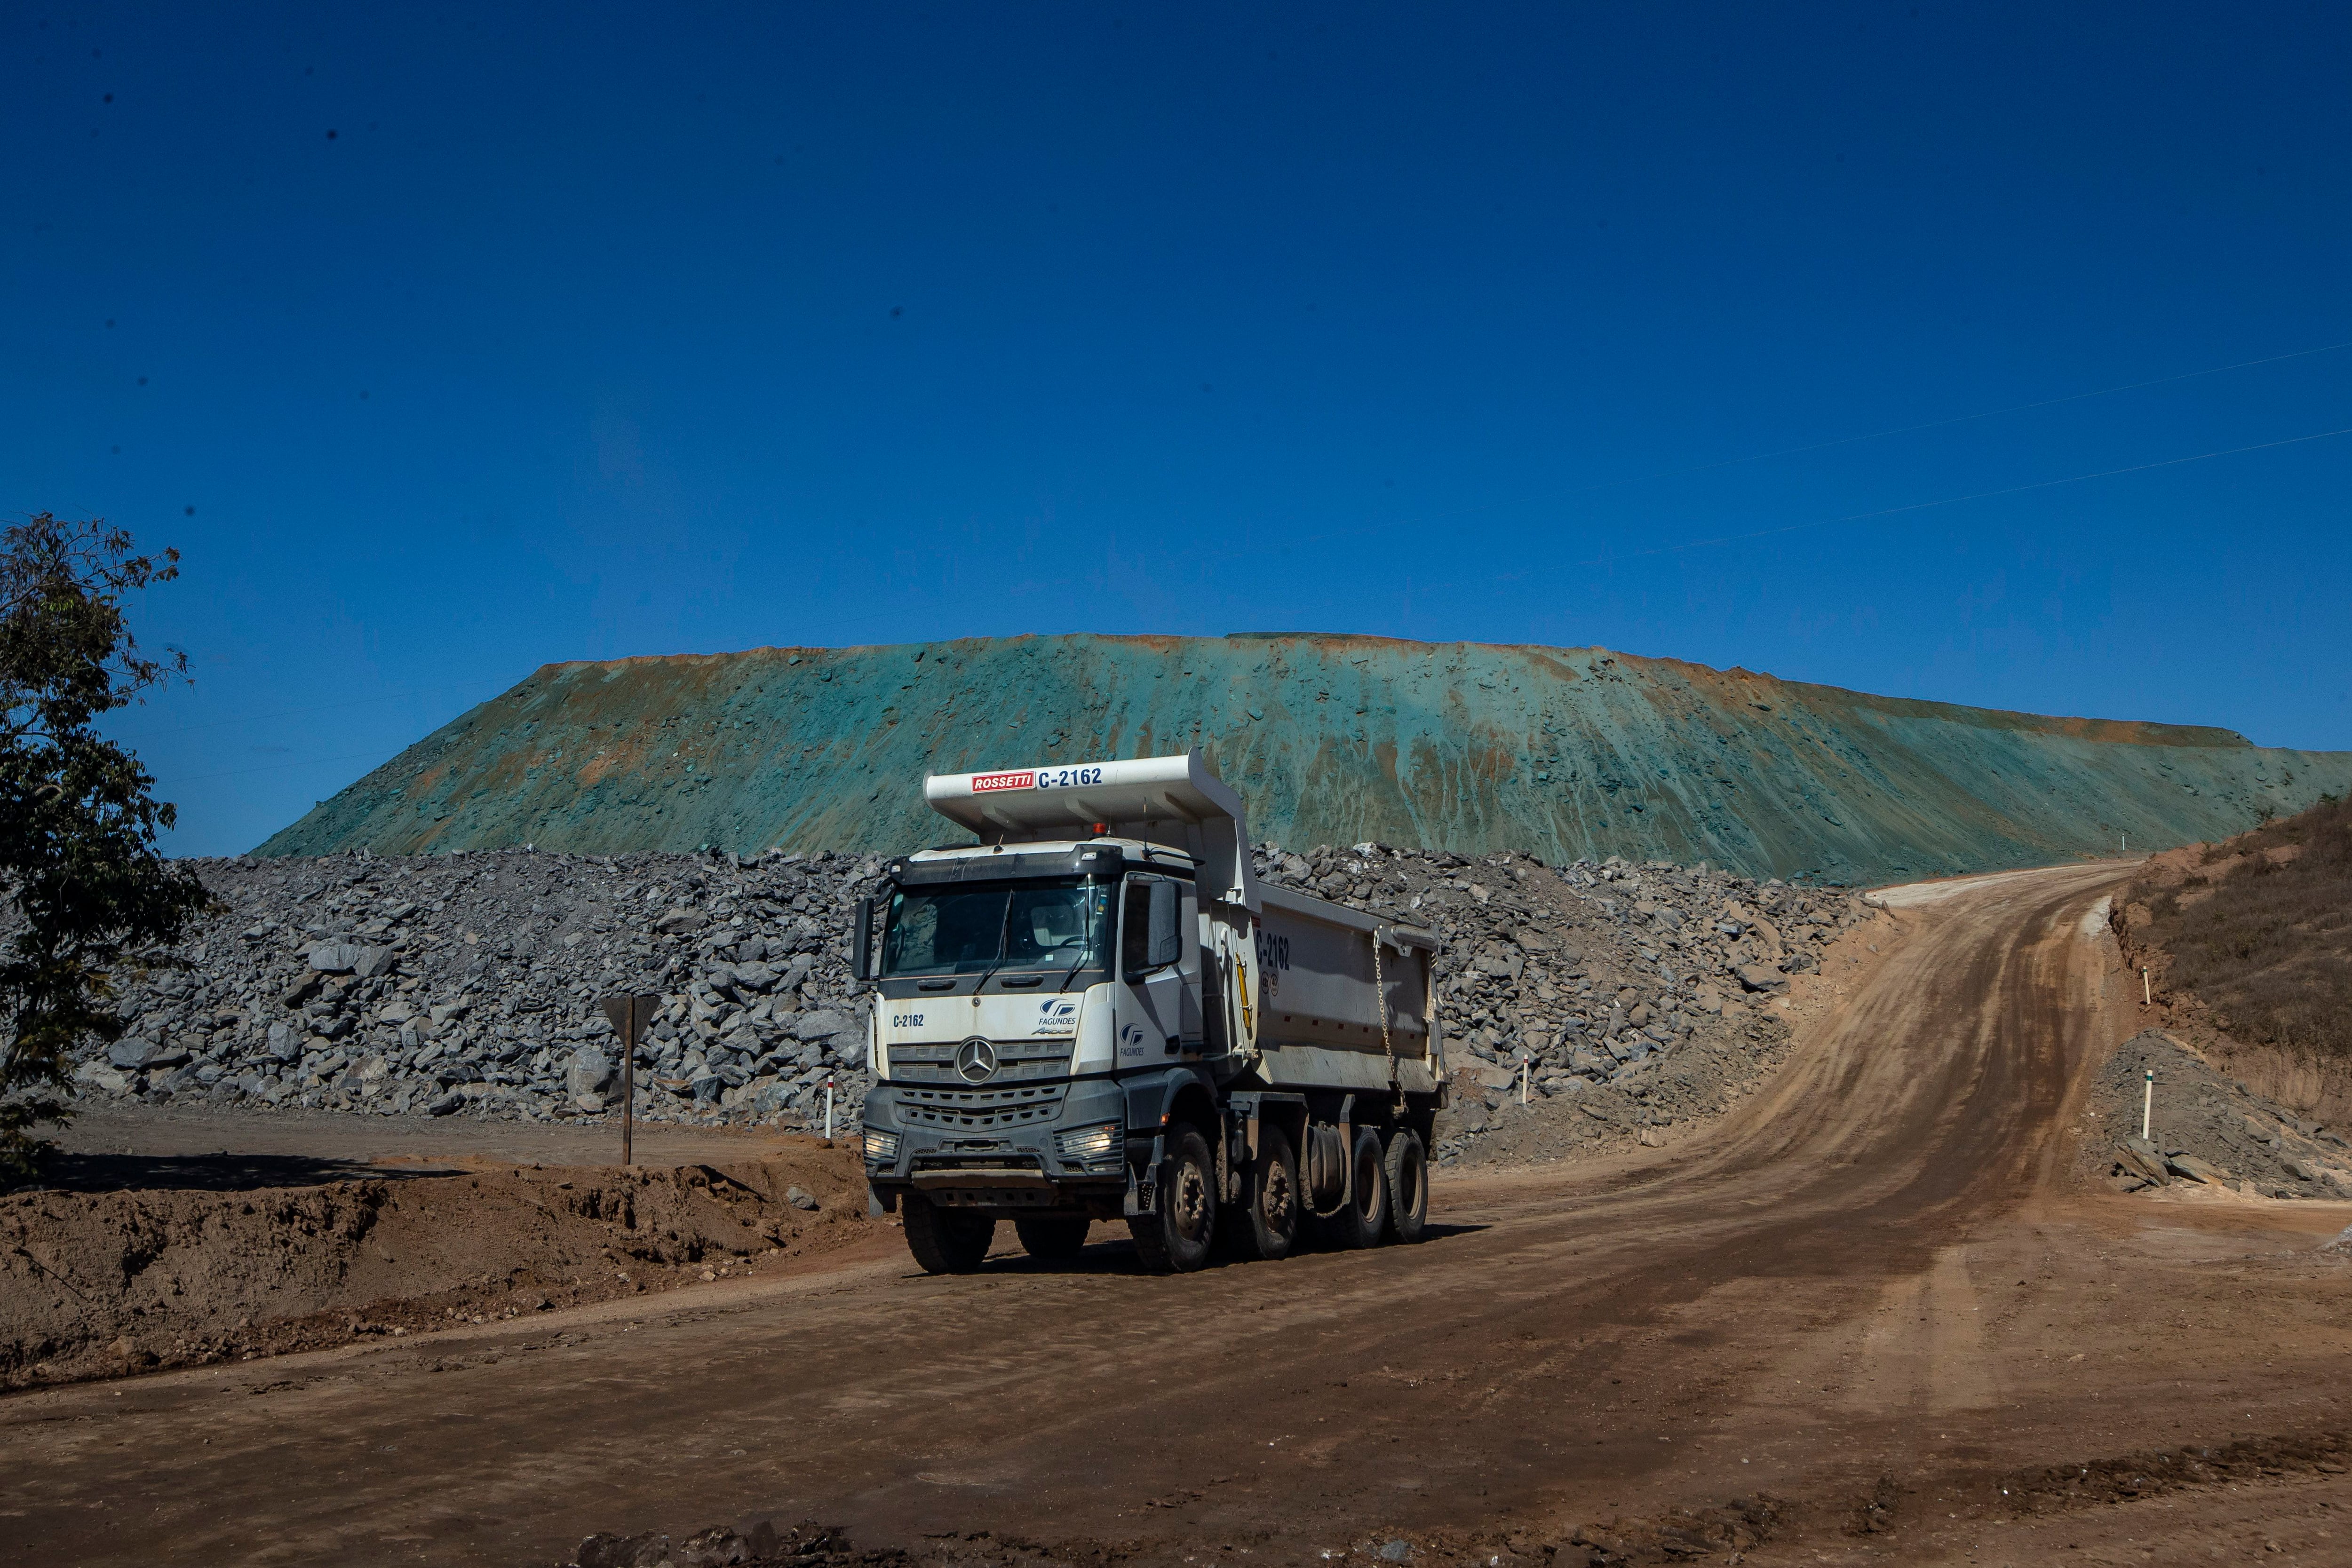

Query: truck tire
[
  {"left": 1382, "top": 1128, "right": 1429, "bottom": 1244},
  {"left": 902, "top": 1195, "right": 996, "bottom": 1275},
  {"left": 1128, "top": 1127, "right": 1216, "bottom": 1274},
  {"left": 1227, "top": 1124, "right": 1300, "bottom": 1262},
  {"left": 1014, "top": 1216, "right": 1091, "bottom": 1261},
  {"left": 1314, "top": 1125, "right": 1391, "bottom": 1251}
]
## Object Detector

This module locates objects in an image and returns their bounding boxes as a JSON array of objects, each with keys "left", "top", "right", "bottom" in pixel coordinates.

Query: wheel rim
[
  {"left": 1354, "top": 1148, "right": 1382, "bottom": 1220},
  {"left": 1263, "top": 1159, "right": 1294, "bottom": 1235},
  {"left": 1398, "top": 1147, "right": 1422, "bottom": 1217},
  {"left": 1172, "top": 1156, "right": 1213, "bottom": 1243}
]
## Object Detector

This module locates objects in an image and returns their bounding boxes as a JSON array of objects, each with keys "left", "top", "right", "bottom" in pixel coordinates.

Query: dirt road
[{"left": 7, "top": 862, "right": 2350, "bottom": 1567}]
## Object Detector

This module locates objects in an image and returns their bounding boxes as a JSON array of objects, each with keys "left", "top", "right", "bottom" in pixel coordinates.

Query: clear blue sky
[{"left": 8, "top": 2, "right": 2349, "bottom": 855}]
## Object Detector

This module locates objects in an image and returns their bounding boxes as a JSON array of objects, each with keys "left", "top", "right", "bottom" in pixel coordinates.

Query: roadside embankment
[
  {"left": 2112, "top": 794, "right": 2352, "bottom": 1127},
  {"left": 0, "top": 1143, "right": 868, "bottom": 1390}
]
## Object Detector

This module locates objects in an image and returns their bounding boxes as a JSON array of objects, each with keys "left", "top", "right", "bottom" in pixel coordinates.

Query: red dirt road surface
[{"left": 7, "top": 862, "right": 2351, "bottom": 1567}]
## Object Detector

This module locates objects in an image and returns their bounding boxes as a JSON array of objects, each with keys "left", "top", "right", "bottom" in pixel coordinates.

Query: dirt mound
[
  {"left": 2114, "top": 794, "right": 2352, "bottom": 1122},
  {"left": 2082, "top": 1029, "right": 2352, "bottom": 1199},
  {"left": 0, "top": 1142, "right": 868, "bottom": 1389},
  {"left": 255, "top": 631, "right": 2352, "bottom": 884}
]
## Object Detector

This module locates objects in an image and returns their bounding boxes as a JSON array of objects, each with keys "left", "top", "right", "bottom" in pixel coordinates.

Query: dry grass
[{"left": 2125, "top": 796, "right": 2352, "bottom": 1062}]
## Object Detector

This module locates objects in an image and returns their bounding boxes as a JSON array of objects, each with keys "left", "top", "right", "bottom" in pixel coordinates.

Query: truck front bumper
[{"left": 861, "top": 1077, "right": 1133, "bottom": 1216}]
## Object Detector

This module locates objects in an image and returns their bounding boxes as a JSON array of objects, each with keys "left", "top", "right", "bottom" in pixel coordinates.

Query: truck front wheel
[
  {"left": 1128, "top": 1127, "right": 1216, "bottom": 1275},
  {"left": 903, "top": 1195, "right": 996, "bottom": 1275}
]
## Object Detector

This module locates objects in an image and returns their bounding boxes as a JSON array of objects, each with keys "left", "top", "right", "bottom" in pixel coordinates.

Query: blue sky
[{"left": 7, "top": 2, "right": 2349, "bottom": 855}]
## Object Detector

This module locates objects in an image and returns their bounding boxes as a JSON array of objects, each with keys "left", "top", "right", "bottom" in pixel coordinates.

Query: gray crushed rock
[
  {"left": 58, "top": 847, "right": 882, "bottom": 1132},
  {"left": 1248, "top": 842, "right": 1867, "bottom": 1165},
  {"left": 2086, "top": 1029, "right": 2352, "bottom": 1199},
  {"left": 51, "top": 839, "right": 1865, "bottom": 1165}
]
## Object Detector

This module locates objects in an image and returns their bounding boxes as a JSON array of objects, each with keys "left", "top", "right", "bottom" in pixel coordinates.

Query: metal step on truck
[{"left": 853, "top": 750, "right": 1446, "bottom": 1275}]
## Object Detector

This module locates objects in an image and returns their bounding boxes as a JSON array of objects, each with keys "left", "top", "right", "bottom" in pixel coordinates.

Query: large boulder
[
  {"left": 566, "top": 1045, "right": 613, "bottom": 1109},
  {"left": 306, "top": 942, "right": 395, "bottom": 978},
  {"left": 74, "top": 1061, "right": 131, "bottom": 1094},
  {"left": 105, "top": 1037, "right": 159, "bottom": 1069},
  {"left": 791, "top": 1009, "right": 852, "bottom": 1043}
]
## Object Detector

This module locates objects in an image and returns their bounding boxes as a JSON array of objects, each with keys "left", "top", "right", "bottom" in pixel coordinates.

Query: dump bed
[{"left": 1252, "top": 885, "right": 1443, "bottom": 1096}]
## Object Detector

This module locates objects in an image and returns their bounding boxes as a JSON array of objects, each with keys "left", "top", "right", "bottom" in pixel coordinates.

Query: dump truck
[{"left": 853, "top": 750, "right": 1446, "bottom": 1275}]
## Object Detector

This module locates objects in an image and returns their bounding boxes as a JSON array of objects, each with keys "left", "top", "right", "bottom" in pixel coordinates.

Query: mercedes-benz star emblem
[{"left": 954, "top": 1037, "right": 999, "bottom": 1083}]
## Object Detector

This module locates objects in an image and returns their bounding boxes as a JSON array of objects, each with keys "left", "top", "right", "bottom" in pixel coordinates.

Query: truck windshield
[{"left": 880, "top": 878, "right": 1110, "bottom": 978}]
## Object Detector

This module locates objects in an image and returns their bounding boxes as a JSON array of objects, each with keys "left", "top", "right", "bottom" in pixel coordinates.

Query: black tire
[
  {"left": 1314, "top": 1125, "right": 1391, "bottom": 1251},
  {"left": 902, "top": 1194, "right": 996, "bottom": 1275},
  {"left": 1382, "top": 1128, "right": 1429, "bottom": 1244},
  {"left": 1014, "top": 1215, "right": 1092, "bottom": 1262},
  {"left": 1226, "top": 1124, "right": 1301, "bottom": 1262},
  {"left": 1128, "top": 1127, "right": 1216, "bottom": 1274}
]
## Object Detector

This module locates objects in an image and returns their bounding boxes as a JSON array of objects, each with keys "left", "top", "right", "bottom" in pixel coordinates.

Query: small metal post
[
  {"left": 602, "top": 992, "right": 660, "bottom": 1168},
  {"left": 824, "top": 1078, "right": 835, "bottom": 1142},
  {"left": 2142, "top": 1069, "right": 2154, "bottom": 1141},
  {"left": 2143, "top": 967, "right": 2152, "bottom": 1006}
]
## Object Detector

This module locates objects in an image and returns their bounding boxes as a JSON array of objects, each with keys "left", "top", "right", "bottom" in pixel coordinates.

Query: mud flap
[{"left": 1124, "top": 1166, "right": 1157, "bottom": 1216}]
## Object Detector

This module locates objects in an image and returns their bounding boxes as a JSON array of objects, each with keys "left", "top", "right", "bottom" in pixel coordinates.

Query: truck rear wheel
[
  {"left": 1128, "top": 1127, "right": 1216, "bottom": 1274},
  {"left": 903, "top": 1195, "right": 995, "bottom": 1275},
  {"left": 1382, "top": 1128, "right": 1429, "bottom": 1244},
  {"left": 1312, "top": 1125, "right": 1391, "bottom": 1250},
  {"left": 1227, "top": 1124, "right": 1300, "bottom": 1262},
  {"left": 1014, "top": 1216, "right": 1091, "bottom": 1261}
]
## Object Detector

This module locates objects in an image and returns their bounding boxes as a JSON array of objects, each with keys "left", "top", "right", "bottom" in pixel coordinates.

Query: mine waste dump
[
  {"left": 257, "top": 633, "right": 2352, "bottom": 885},
  {"left": 62, "top": 838, "right": 1859, "bottom": 1168}
]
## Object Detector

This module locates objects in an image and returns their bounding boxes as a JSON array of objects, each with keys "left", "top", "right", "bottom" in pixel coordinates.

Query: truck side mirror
[{"left": 852, "top": 896, "right": 876, "bottom": 981}]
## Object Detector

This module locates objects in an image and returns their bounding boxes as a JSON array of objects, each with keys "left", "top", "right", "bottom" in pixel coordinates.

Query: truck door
[{"left": 1119, "top": 876, "right": 1185, "bottom": 1062}]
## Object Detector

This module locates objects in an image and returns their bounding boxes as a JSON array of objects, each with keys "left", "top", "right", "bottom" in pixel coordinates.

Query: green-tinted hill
[{"left": 254, "top": 634, "right": 2352, "bottom": 884}]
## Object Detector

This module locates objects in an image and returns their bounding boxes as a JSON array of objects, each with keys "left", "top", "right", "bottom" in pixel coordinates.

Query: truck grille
[
  {"left": 897, "top": 1080, "right": 1067, "bottom": 1130},
  {"left": 893, "top": 1041, "right": 1073, "bottom": 1085}
]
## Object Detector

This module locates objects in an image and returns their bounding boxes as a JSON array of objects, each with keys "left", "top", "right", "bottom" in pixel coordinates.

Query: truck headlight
[
  {"left": 863, "top": 1128, "right": 899, "bottom": 1162},
  {"left": 1055, "top": 1121, "right": 1120, "bottom": 1162}
]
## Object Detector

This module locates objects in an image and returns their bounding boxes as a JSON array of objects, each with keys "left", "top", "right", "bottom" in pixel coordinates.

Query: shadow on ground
[{"left": 26, "top": 1150, "right": 456, "bottom": 1195}]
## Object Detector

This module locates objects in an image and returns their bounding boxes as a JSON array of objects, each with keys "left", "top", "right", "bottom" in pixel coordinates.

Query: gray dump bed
[{"left": 1252, "top": 884, "right": 1443, "bottom": 1096}]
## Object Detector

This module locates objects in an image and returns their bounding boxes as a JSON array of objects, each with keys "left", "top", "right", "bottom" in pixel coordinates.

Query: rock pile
[
  {"left": 56, "top": 848, "right": 884, "bottom": 1131},
  {"left": 1248, "top": 841, "right": 1872, "bottom": 1162},
  {"left": 51, "top": 838, "right": 1864, "bottom": 1163},
  {"left": 2091, "top": 1029, "right": 2352, "bottom": 1199}
]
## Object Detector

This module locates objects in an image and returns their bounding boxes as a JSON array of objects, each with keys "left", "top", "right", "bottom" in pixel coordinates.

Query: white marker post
[
  {"left": 2143, "top": 1069, "right": 2154, "bottom": 1141},
  {"left": 2143, "top": 966, "right": 2152, "bottom": 1006},
  {"left": 1521, "top": 1053, "right": 1531, "bottom": 1106},
  {"left": 824, "top": 1077, "right": 836, "bottom": 1142}
]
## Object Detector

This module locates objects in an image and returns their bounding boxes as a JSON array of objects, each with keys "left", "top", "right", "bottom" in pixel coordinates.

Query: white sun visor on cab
[{"left": 924, "top": 749, "right": 1260, "bottom": 911}]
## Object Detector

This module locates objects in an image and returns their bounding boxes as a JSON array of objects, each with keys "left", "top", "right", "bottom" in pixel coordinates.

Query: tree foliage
[{"left": 0, "top": 515, "right": 213, "bottom": 1185}]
